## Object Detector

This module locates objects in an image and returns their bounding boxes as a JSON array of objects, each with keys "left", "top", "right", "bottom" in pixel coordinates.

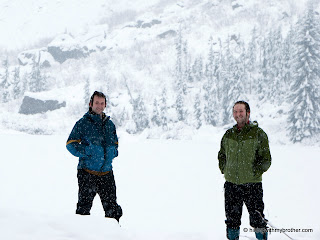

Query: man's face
[
  {"left": 89, "top": 96, "right": 106, "bottom": 115},
  {"left": 233, "top": 103, "right": 250, "bottom": 127}
]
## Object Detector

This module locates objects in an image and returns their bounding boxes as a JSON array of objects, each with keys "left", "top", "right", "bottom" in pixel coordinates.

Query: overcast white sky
[{"left": 0, "top": 0, "right": 162, "bottom": 50}]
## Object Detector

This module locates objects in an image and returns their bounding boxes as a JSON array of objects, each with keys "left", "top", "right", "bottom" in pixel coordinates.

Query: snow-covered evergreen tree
[
  {"left": 247, "top": 27, "right": 258, "bottom": 73},
  {"left": 282, "top": 25, "right": 295, "bottom": 88},
  {"left": 183, "top": 40, "right": 192, "bottom": 84},
  {"left": 203, "top": 67, "right": 218, "bottom": 126},
  {"left": 160, "top": 88, "right": 168, "bottom": 130},
  {"left": 118, "top": 107, "right": 129, "bottom": 128},
  {"left": 266, "top": 28, "right": 284, "bottom": 103},
  {"left": 236, "top": 41, "right": 249, "bottom": 96},
  {"left": 220, "top": 37, "right": 244, "bottom": 124},
  {"left": 202, "top": 37, "right": 220, "bottom": 126},
  {"left": 175, "top": 91, "right": 187, "bottom": 122},
  {"left": 151, "top": 98, "right": 161, "bottom": 126},
  {"left": 12, "top": 67, "right": 21, "bottom": 100},
  {"left": 173, "top": 29, "right": 189, "bottom": 123},
  {"left": 132, "top": 94, "right": 149, "bottom": 132},
  {"left": 175, "top": 29, "right": 187, "bottom": 95},
  {"left": 1, "top": 57, "right": 11, "bottom": 103},
  {"left": 193, "top": 93, "right": 202, "bottom": 129},
  {"left": 214, "top": 38, "right": 223, "bottom": 101},
  {"left": 191, "top": 57, "right": 203, "bottom": 83},
  {"left": 29, "top": 55, "right": 47, "bottom": 92},
  {"left": 246, "top": 27, "right": 259, "bottom": 95},
  {"left": 287, "top": 7, "right": 320, "bottom": 142},
  {"left": 257, "top": 36, "right": 271, "bottom": 101}
]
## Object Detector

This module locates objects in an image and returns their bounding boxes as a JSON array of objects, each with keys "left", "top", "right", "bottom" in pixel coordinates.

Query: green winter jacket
[{"left": 218, "top": 121, "right": 271, "bottom": 185}]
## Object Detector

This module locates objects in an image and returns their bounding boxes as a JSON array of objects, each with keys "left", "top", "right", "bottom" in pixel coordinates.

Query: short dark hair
[
  {"left": 233, "top": 101, "right": 250, "bottom": 113},
  {"left": 90, "top": 91, "right": 107, "bottom": 105}
]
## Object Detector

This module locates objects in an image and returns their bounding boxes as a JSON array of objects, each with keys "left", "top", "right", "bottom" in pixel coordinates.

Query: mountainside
[
  {"left": 1, "top": 0, "right": 320, "bottom": 145},
  {"left": 0, "top": 0, "right": 308, "bottom": 50}
]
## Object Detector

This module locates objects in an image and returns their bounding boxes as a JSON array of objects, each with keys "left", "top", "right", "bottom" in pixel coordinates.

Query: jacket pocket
[
  {"left": 84, "top": 145, "right": 105, "bottom": 171},
  {"left": 106, "top": 146, "right": 117, "bottom": 164}
]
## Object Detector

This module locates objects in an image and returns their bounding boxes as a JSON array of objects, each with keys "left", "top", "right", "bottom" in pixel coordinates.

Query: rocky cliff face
[
  {"left": 18, "top": 48, "right": 55, "bottom": 68},
  {"left": 47, "top": 34, "right": 92, "bottom": 64},
  {"left": 19, "top": 96, "right": 66, "bottom": 115}
]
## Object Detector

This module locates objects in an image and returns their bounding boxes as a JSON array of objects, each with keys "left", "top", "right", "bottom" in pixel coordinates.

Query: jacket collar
[
  {"left": 84, "top": 111, "right": 110, "bottom": 123},
  {"left": 233, "top": 121, "right": 259, "bottom": 133}
]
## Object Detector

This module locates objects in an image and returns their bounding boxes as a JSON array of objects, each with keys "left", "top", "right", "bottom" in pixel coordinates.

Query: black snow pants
[
  {"left": 76, "top": 169, "right": 122, "bottom": 221},
  {"left": 224, "top": 181, "right": 267, "bottom": 229}
]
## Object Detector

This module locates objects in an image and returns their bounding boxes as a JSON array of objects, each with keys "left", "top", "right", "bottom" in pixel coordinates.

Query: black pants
[
  {"left": 76, "top": 169, "right": 122, "bottom": 221},
  {"left": 224, "top": 181, "right": 266, "bottom": 229}
]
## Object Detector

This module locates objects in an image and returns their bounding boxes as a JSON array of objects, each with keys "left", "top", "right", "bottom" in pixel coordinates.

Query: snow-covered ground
[{"left": 1, "top": 131, "right": 319, "bottom": 240}]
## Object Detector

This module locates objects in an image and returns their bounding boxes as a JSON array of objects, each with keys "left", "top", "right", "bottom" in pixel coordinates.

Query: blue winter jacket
[{"left": 66, "top": 111, "right": 118, "bottom": 172}]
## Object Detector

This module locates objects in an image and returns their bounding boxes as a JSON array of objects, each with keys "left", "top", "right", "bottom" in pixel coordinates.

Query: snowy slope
[
  {"left": 1, "top": 0, "right": 317, "bottom": 142},
  {"left": 1, "top": 133, "right": 319, "bottom": 239}
]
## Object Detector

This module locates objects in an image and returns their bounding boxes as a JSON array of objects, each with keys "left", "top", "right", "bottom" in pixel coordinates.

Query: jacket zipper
[{"left": 99, "top": 118, "right": 108, "bottom": 173}]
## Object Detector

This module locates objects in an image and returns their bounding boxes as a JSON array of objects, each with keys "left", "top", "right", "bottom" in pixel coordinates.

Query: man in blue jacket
[{"left": 66, "top": 91, "right": 122, "bottom": 222}]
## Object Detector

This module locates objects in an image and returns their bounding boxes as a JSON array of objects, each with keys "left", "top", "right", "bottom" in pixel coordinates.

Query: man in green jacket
[{"left": 218, "top": 101, "right": 271, "bottom": 240}]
